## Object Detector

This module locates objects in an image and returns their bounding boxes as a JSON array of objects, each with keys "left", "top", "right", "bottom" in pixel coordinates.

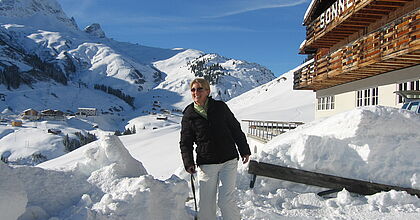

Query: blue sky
[{"left": 56, "top": 0, "right": 311, "bottom": 77}]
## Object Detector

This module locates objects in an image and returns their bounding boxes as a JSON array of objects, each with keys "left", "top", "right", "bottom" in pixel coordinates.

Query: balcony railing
[
  {"left": 242, "top": 120, "right": 304, "bottom": 142},
  {"left": 295, "top": 8, "right": 420, "bottom": 90},
  {"left": 302, "top": 0, "right": 415, "bottom": 51}
]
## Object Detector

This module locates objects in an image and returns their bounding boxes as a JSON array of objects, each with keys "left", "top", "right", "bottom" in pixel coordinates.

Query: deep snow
[
  {"left": 2, "top": 71, "right": 420, "bottom": 219},
  {"left": 1, "top": 0, "right": 420, "bottom": 219}
]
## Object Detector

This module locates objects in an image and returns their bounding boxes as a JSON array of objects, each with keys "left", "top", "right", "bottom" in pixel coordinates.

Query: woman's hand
[
  {"left": 186, "top": 165, "right": 196, "bottom": 174},
  {"left": 242, "top": 155, "right": 250, "bottom": 164}
]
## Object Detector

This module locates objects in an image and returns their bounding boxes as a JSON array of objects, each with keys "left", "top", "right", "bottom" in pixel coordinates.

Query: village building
[
  {"left": 295, "top": 0, "right": 420, "bottom": 119},
  {"left": 77, "top": 108, "right": 97, "bottom": 116},
  {"left": 1, "top": 107, "right": 15, "bottom": 121},
  {"left": 11, "top": 120, "right": 22, "bottom": 127},
  {"left": 21, "top": 108, "right": 39, "bottom": 120},
  {"left": 40, "top": 109, "right": 65, "bottom": 120}
]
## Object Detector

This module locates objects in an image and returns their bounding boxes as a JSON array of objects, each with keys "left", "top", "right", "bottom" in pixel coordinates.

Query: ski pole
[{"left": 191, "top": 174, "right": 198, "bottom": 220}]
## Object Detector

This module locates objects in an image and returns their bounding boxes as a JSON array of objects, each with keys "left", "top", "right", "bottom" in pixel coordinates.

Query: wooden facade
[{"left": 295, "top": 0, "right": 420, "bottom": 90}]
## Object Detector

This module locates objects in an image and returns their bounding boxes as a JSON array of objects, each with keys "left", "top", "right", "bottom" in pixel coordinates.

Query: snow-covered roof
[
  {"left": 303, "top": 0, "right": 318, "bottom": 24},
  {"left": 299, "top": 39, "right": 307, "bottom": 50},
  {"left": 1, "top": 108, "right": 14, "bottom": 115}
]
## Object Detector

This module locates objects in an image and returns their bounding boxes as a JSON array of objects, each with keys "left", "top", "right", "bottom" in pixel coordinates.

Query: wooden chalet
[
  {"left": 23, "top": 108, "right": 38, "bottom": 116},
  {"left": 40, "top": 109, "right": 65, "bottom": 120},
  {"left": 295, "top": 0, "right": 420, "bottom": 118},
  {"left": 77, "top": 108, "right": 97, "bottom": 116},
  {"left": 21, "top": 108, "right": 39, "bottom": 120},
  {"left": 11, "top": 120, "right": 22, "bottom": 127}
]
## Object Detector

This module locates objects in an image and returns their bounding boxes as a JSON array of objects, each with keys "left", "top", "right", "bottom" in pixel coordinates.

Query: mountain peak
[
  {"left": 84, "top": 23, "right": 106, "bottom": 38},
  {"left": 0, "top": 0, "right": 77, "bottom": 29}
]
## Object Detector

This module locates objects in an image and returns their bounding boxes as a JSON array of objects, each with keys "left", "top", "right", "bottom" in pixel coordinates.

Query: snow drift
[
  {"left": 1, "top": 135, "right": 189, "bottom": 220},
  {"left": 249, "top": 106, "right": 420, "bottom": 190},
  {"left": 1, "top": 105, "right": 420, "bottom": 219}
]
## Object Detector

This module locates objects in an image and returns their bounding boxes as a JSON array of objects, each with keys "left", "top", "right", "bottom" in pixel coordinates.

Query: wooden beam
[
  {"left": 352, "top": 14, "right": 384, "bottom": 19},
  {"left": 365, "top": 6, "right": 398, "bottom": 11},
  {"left": 344, "top": 20, "right": 372, "bottom": 25},
  {"left": 376, "top": 0, "right": 412, "bottom": 2},
  {"left": 358, "top": 9, "right": 391, "bottom": 15},
  {"left": 248, "top": 160, "right": 420, "bottom": 197},
  {"left": 372, "top": 2, "right": 406, "bottom": 7}
]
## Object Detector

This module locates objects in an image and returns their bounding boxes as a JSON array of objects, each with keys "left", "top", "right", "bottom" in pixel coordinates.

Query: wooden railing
[
  {"left": 295, "top": 8, "right": 420, "bottom": 90},
  {"left": 302, "top": 0, "right": 414, "bottom": 50},
  {"left": 248, "top": 160, "right": 420, "bottom": 197},
  {"left": 242, "top": 120, "right": 304, "bottom": 142}
]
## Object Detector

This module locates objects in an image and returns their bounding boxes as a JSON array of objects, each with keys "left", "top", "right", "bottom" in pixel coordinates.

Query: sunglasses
[{"left": 191, "top": 87, "right": 205, "bottom": 92}]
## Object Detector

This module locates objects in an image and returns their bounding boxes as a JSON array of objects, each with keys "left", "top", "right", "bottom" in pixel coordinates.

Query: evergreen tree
[
  {"left": 114, "top": 130, "right": 122, "bottom": 136},
  {"left": 123, "top": 127, "right": 132, "bottom": 135}
]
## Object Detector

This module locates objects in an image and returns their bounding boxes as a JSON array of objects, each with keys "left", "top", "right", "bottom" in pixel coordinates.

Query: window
[
  {"left": 364, "top": 89, "right": 370, "bottom": 106},
  {"left": 317, "top": 96, "right": 335, "bottom": 110},
  {"left": 357, "top": 90, "right": 363, "bottom": 107},
  {"left": 371, "top": 87, "right": 379, "bottom": 105},
  {"left": 397, "top": 79, "right": 420, "bottom": 103},
  {"left": 356, "top": 87, "right": 379, "bottom": 107}
]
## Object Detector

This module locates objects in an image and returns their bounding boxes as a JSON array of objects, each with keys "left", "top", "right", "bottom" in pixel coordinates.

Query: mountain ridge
[{"left": 0, "top": 0, "right": 276, "bottom": 113}]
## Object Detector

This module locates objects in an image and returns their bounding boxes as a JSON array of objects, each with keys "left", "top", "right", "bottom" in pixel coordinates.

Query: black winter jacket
[{"left": 179, "top": 97, "right": 251, "bottom": 169}]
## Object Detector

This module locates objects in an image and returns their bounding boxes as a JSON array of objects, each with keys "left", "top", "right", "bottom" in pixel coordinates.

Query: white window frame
[
  {"left": 317, "top": 95, "right": 335, "bottom": 111},
  {"left": 356, "top": 87, "right": 378, "bottom": 107}
]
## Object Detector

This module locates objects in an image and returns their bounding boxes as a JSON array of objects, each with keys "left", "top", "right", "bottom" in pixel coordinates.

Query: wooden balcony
[
  {"left": 295, "top": 9, "right": 420, "bottom": 90},
  {"left": 301, "top": 0, "right": 415, "bottom": 52}
]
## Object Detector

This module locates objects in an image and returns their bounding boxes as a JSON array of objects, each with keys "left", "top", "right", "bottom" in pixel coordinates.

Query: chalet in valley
[
  {"left": 21, "top": 108, "right": 39, "bottom": 120},
  {"left": 77, "top": 108, "right": 97, "bottom": 116},
  {"left": 40, "top": 109, "right": 65, "bottom": 120},
  {"left": 295, "top": 0, "right": 420, "bottom": 118}
]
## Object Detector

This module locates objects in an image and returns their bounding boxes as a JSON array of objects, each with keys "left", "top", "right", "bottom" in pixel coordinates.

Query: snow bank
[
  {"left": 0, "top": 162, "right": 27, "bottom": 220},
  {"left": 90, "top": 174, "right": 189, "bottom": 219},
  {"left": 250, "top": 106, "right": 420, "bottom": 189},
  {"left": 1, "top": 135, "right": 190, "bottom": 220},
  {"left": 73, "top": 134, "right": 148, "bottom": 178},
  {"left": 367, "top": 190, "right": 420, "bottom": 212}
]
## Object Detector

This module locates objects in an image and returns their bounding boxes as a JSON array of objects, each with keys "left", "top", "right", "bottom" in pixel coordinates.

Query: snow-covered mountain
[
  {"left": 1, "top": 1, "right": 420, "bottom": 220},
  {"left": 0, "top": 0, "right": 78, "bottom": 28},
  {"left": 0, "top": 0, "right": 275, "bottom": 115},
  {"left": 0, "top": 0, "right": 277, "bottom": 167},
  {"left": 3, "top": 77, "right": 420, "bottom": 219}
]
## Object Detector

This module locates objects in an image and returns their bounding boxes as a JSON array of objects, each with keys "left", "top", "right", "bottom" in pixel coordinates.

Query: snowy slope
[
  {"left": 0, "top": 0, "right": 275, "bottom": 112},
  {"left": 229, "top": 61, "right": 315, "bottom": 122},
  {"left": 0, "top": 0, "right": 275, "bottom": 166},
  {"left": 1, "top": 0, "right": 420, "bottom": 219},
  {"left": 14, "top": 97, "right": 420, "bottom": 220},
  {"left": 153, "top": 50, "right": 277, "bottom": 108},
  {"left": 3, "top": 57, "right": 420, "bottom": 218}
]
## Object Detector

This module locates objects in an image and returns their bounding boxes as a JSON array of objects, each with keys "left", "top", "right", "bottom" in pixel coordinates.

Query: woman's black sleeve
[
  {"left": 180, "top": 115, "right": 195, "bottom": 169},
  {"left": 223, "top": 102, "right": 251, "bottom": 157}
]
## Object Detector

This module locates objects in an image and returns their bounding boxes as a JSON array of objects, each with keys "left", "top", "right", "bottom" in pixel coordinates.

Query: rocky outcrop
[{"left": 84, "top": 23, "right": 106, "bottom": 38}]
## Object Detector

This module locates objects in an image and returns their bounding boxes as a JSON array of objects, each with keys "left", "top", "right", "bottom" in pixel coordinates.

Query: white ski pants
[{"left": 197, "top": 158, "right": 240, "bottom": 220}]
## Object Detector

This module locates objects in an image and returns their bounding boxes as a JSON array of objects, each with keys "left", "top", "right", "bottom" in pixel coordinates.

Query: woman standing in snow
[{"left": 179, "top": 78, "right": 251, "bottom": 220}]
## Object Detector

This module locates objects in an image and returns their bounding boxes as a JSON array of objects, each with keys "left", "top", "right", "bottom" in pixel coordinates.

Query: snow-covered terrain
[
  {"left": 1, "top": 0, "right": 420, "bottom": 219},
  {"left": 228, "top": 61, "right": 315, "bottom": 122},
  {"left": 0, "top": 0, "right": 275, "bottom": 105},
  {"left": 0, "top": 0, "right": 275, "bottom": 166},
  {"left": 2, "top": 67, "right": 420, "bottom": 219}
]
